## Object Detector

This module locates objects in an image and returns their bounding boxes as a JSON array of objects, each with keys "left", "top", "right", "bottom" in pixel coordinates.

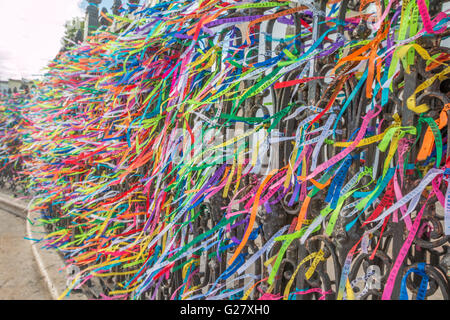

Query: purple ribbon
[
  {"left": 277, "top": 16, "right": 294, "bottom": 25},
  {"left": 205, "top": 15, "right": 264, "bottom": 28}
]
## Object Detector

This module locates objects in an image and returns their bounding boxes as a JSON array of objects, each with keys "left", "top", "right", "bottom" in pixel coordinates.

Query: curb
[
  {"left": 0, "top": 193, "right": 87, "bottom": 300},
  {"left": 0, "top": 193, "right": 27, "bottom": 219}
]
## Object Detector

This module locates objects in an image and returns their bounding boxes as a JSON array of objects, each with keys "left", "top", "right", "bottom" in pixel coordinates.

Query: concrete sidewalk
[
  {"left": 0, "top": 192, "right": 87, "bottom": 300},
  {"left": 0, "top": 208, "right": 52, "bottom": 299}
]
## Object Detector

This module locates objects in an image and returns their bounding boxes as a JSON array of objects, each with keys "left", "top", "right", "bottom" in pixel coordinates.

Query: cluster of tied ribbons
[
  {"left": 2, "top": 0, "right": 450, "bottom": 300},
  {"left": 0, "top": 93, "right": 30, "bottom": 191}
]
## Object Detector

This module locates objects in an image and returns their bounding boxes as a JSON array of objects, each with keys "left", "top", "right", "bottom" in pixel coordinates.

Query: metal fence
[{"left": 0, "top": 0, "right": 449, "bottom": 300}]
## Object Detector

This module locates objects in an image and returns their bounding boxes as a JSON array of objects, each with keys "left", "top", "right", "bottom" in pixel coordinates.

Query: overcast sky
[{"left": 0, "top": 0, "right": 117, "bottom": 81}]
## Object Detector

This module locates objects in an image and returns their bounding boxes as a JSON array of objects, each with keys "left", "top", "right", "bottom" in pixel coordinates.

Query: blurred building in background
[{"left": 0, "top": 79, "right": 30, "bottom": 95}]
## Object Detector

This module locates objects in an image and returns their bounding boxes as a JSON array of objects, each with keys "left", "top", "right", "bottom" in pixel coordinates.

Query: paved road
[{"left": 0, "top": 208, "right": 51, "bottom": 300}]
